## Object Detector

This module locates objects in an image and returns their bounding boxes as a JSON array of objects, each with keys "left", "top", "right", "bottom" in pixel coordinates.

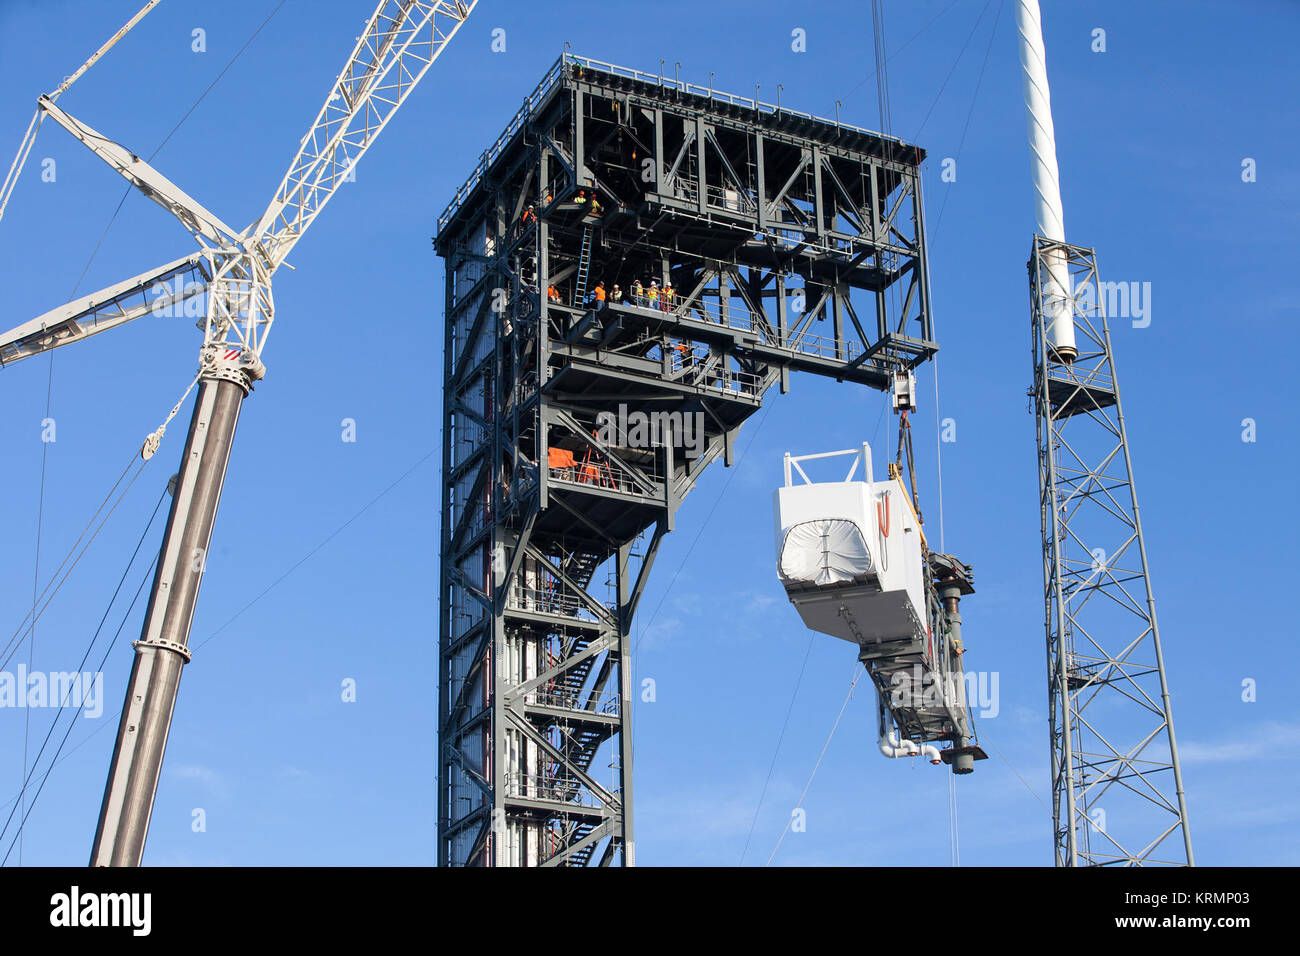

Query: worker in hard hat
[
  {"left": 593, "top": 282, "right": 606, "bottom": 306},
  {"left": 632, "top": 279, "right": 644, "bottom": 307},
  {"left": 647, "top": 280, "right": 659, "bottom": 310},
  {"left": 611, "top": 284, "right": 623, "bottom": 304}
]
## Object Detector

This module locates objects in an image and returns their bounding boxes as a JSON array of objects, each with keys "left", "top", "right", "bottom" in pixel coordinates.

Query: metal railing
[
  {"left": 635, "top": 294, "right": 862, "bottom": 367},
  {"left": 705, "top": 184, "right": 757, "bottom": 214},
  {"left": 437, "top": 56, "right": 566, "bottom": 231},
  {"left": 437, "top": 51, "right": 906, "bottom": 233},
  {"left": 548, "top": 452, "right": 661, "bottom": 498},
  {"left": 505, "top": 772, "right": 605, "bottom": 809},
  {"left": 508, "top": 583, "right": 611, "bottom": 622},
  {"left": 530, "top": 688, "right": 620, "bottom": 716},
  {"left": 562, "top": 53, "right": 900, "bottom": 143}
]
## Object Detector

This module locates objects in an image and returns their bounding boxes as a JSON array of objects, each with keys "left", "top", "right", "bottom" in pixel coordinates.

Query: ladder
[{"left": 573, "top": 224, "right": 593, "bottom": 307}]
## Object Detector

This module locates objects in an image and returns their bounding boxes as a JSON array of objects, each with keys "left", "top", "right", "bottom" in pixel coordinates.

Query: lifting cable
[
  {"left": 3, "top": 453, "right": 144, "bottom": 673},
  {"left": 13, "top": 4, "right": 163, "bottom": 843},
  {"left": 0, "top": 445, "right": 441, "bottom": 851},
  {"left": 3, "top": 554, "right": 159, "bottom": 866},
  {"left": 911, "top": 0, "right": 997, "bottom": 143},
  {"left": 0, "top": 0, "right": 161, "bottom": 227},
  {"left": 765, "top": 662, "right": 865, "bottom": 866},
  {"left": 1, "top": 483, "right": 168, "bottom": 859},
  {"left": 738, "top": 632, "right": 815, "bottom": 866},
  {"left": 928, "top": 0, "right": 1005, "bottom": 244},
  {"left": 929, "top": 1, "right": 1006, "bottom": 868},
  {"left": 871, "top": 0, "right": 998, "bottom": 868},
  {"left": 839, "top": 0, "right": 962, "bottom": 107},
  {"left": 8, "top": 2, "right": 288, "bottom": 861}
]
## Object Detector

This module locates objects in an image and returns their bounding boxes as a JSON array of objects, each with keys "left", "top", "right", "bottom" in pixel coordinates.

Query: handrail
[
  {"left": 628, "top": 293, "right": 863, "bottom": 365},
  {"left": 437, "top": 51, "right": 909, "bottom": 233}
]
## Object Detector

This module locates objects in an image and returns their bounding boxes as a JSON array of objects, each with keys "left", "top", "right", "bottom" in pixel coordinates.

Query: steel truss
[
  {"left": 435, "top": 54, "right": 938, "bottom": 866},
  {"left": 1029, "top": 236, "right": 1193, "bottom": 866}
]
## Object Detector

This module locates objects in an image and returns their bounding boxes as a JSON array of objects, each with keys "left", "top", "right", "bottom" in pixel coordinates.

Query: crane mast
[{"left": 1, "top": 0, "right": 477, "bottom": 866}]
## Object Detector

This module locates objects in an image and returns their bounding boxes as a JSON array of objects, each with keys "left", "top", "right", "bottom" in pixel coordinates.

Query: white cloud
[
  {"left": 169, "top": 763, "right": 219, "bottom": 784},
  {"left": 1178, "top": 721, "right": 1300, "bottom": 765}
]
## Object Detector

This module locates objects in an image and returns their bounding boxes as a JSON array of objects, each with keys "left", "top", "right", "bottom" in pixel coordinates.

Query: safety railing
[
  {"left": 646, "top": 294, "right": 863, "bottom": 367},
  {"left": 437, "top": 57, "right": 566, "bottom": 231},
  {"left": 561, "top": 53, "right": 901, "bottom": 144},
  {"left": 530, "top": 688, "right": 620, "bottom": 717},
  {"left": 549, "top": 454, "right": 660, "bottom": 498},
  {"left": 437, "top": 51, "right": 908, "bottom": 234},
  {"left": 508, "top": 583, "right": 611, "bottom": 622},
  {"left": 705, "top": 184, "right": 757, "bottom": 214},
  {"left": 505, "top": 771, "right": 606, "bottom": 808}
]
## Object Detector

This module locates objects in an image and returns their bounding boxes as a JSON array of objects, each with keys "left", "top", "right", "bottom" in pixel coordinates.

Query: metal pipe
[
  {"left": 1015, "top": 0, "right": 1076, "bottom": 362},
  {"left": 90, "top": 372, "right": 247, "bottom": 866},
  {"left": 940, "top": 582, "right": 975, "bottom": 774}
]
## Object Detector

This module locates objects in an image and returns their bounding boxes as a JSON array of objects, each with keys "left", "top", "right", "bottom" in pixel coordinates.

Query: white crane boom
[
  {"left": 1, "top": 0, "right": 478, "bottom": 374},
  {"left": 36, "top": 96, "right": 243, "bottom": 247},
  {"left": 0, "top": 0, "right": 480, "bottom": 866},
  {"left": 253, "top": 0, "right": 478, "bottom": 269},
  {"left": 0, "top": 253, "right": 209, "bottom": 367}
]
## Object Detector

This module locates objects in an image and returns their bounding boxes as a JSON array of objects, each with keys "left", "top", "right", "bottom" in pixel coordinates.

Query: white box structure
[{"left": 773, "top": 444, "right": 927, "bottom": 650}]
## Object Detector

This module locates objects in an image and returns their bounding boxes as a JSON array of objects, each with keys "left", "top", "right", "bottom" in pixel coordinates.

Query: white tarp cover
[{"left": 779, "top": 519, "right": 873, "bottom": 587}]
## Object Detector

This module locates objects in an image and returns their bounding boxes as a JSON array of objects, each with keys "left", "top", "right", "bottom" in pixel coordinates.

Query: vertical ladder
[{"left": 573, "top": 224, "right": 593, "bottom": 307}]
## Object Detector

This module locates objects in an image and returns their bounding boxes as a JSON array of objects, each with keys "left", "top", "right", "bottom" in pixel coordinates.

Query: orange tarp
[{"left": 548, "top": 447, "right": 576, "bottom": 469}]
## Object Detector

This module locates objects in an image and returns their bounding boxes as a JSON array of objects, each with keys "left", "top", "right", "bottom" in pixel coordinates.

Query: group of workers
[
  {"left": 629, "top": 279, "right": 676, "bottom": 311},
  {"left": 517, "top": 186, "right": 603, "bottom": 233},
  {"left": 519, "top": 185, "right": 686, "bottom": 314},
  {"left": 573, "top": 189, "right": 603, "bottom": 216},
  {"left": 587, "top": 280, "right": 677, "bottom": 311},
  {"left": 543, "top": 278, "right": 678, "bottom": 311}
]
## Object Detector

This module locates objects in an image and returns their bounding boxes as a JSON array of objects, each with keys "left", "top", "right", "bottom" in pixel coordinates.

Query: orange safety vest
[{"left": 595, "top": 287, "right": 606, "bottom": 302}]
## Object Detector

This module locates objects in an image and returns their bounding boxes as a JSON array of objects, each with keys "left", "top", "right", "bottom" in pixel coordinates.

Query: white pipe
[
  {"left": 877, "top": 690, "right": 939, "bottom": 763},
  {"left": 879, "top": 730, "right": 920, "bottom": 759},
  {"left": 1016, "top": 0, "right": 1077, "bottom": 361}
]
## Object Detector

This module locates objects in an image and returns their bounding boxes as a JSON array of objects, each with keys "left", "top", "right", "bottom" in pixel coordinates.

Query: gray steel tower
[
  {"left": 434, "top": 54, "right": 938, "bottom": 866},
  {"left": 1029, "top": 237, "right": 1193, "bottom": 866},
  {"left": 1017, "top": 0, "right": 1191, "bottom": 867}
]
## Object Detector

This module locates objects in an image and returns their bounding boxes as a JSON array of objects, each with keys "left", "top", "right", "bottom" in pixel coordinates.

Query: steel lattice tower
[
  {"left": 434, "top": 54, "right": 937, "bottom": 866},
  {"left": 1029, "top": 236, "right": 1193, "bottom": 866}
]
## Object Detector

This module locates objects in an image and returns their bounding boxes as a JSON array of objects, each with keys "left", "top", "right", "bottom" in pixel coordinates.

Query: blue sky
[{"left": 0, "top": 0, "right": 1296, "bottom": 866}]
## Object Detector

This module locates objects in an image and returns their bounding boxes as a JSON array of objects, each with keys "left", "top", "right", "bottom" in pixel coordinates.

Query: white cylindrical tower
[{"left": 1016, "top": 0, "right": 1077, "bottom": 361}]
